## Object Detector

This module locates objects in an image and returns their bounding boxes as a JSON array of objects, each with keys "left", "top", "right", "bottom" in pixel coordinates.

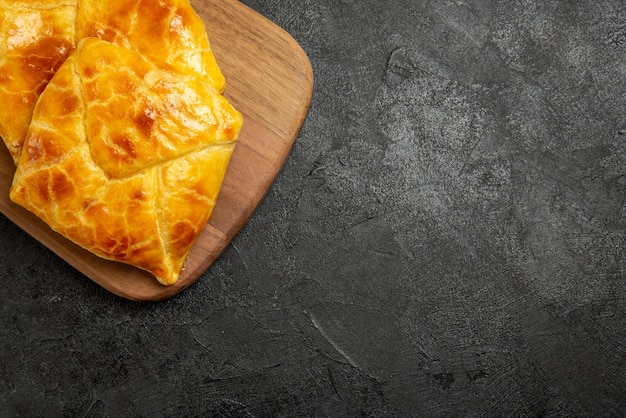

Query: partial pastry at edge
[
  {"left": 10, "top": 38, "right": 242, "bottom": 285},
  {"left": 0, "top": 0, "right": 225, "bottom": 163},
  {"left": 0, "top": 0, "right": 77, "bottom": 161}
]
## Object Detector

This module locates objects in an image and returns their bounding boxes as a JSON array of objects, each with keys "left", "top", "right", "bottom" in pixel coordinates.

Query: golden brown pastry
[
  {"left": 10, "top": 38, "right": 242, "bottom": 285},
  {"left": 0, "top": 0, "right": 77, "bottom": 161},
  {"left": 0, "top": 0, "right": 225, "bottom": 163},
  {"left": 75, "top": 0, "right": 225, "bottom": 92}
]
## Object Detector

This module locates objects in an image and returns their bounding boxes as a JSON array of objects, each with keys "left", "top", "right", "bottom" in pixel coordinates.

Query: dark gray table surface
[{"left": 1, "top": 1, "right": 625, "bottom": 416}]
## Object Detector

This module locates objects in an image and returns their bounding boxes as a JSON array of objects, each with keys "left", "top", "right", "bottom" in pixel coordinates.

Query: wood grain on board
[{"left": 0, "top": 0, "right": 314, "bottom": 301}]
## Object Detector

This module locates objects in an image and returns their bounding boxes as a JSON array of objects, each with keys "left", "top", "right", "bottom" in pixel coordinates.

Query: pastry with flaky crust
[
  {"left": 75, "top": 0, "right": 225, "bottom": 92},
  {"left": 0, "top": 0, "right": 224, "bottom": 163},
  {"left": 10, "top": 38, "right": 242, "bottom": 285},
  {"left": 0, "top": 0, "right": 77, "bottom": 161}
]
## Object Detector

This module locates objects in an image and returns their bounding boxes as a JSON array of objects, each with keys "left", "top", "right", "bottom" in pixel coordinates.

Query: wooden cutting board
[{"left": 0, "top": 0, "right": 313, "bottom": 301}]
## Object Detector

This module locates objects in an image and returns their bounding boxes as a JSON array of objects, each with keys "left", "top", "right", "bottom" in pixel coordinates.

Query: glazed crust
[
  {"left": 0, "top": 0, "right": 225, "bottom": 163},
  {"left": 0, "top": 1, "right": 77, "bottom": 160},
  {"left": 75, "top": 0, "right": 225, "bottom": 92},
  {"left": 10, "top": 38, "right": 242, "bottom": 285}
]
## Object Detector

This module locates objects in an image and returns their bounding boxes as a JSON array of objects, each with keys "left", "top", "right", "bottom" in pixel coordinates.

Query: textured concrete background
[{"left": 1, "top": 0, "right": 625, "bottom": 416}]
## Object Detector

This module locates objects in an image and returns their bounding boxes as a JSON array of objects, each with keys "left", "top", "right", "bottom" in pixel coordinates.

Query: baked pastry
[
  {"left": 0, "top": 0, "right": 225, "bottom": 163},
  {"left": 0, "top": 0, "right": 77, "bottom": 161},
  {"left": 75, "top": 0, "right": 225, "bottom": 92},
  {"left": 10, "top": 38, "right": 242, "bottom": 285}
]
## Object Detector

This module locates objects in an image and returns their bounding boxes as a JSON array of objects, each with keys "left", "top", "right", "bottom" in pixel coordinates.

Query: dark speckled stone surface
[{"left": 1, "top": 1, "right": 625, "bottom": 416}]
